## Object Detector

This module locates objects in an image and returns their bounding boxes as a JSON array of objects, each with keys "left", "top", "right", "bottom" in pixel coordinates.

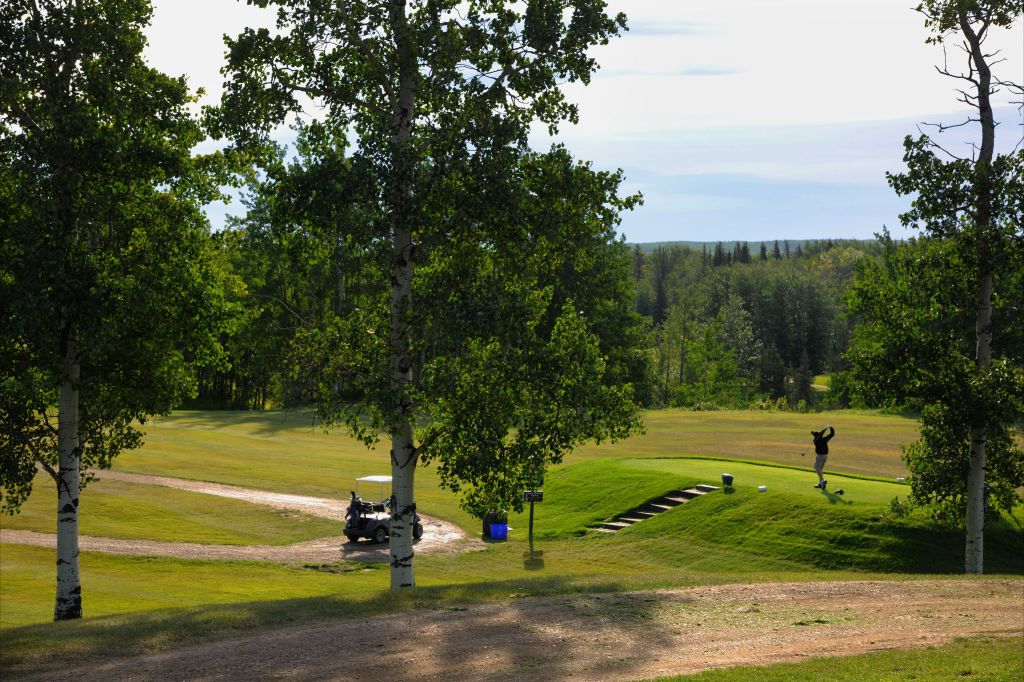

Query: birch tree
[
  {"left": 0, "top": 0, "right": 227, "bottom": 619},
  {"left": 885, "top": 0, "right": 1024, "bottom": 573},
  {"left": 214, "top": 0, "right": 640, "bottom": 588}
]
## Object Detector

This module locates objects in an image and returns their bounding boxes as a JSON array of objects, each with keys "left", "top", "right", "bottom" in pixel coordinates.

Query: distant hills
[{"left": 627, "top": 239, "right": 879, "bottom": 254}]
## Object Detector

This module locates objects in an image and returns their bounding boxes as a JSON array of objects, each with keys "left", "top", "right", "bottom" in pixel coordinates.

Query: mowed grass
[
  {"left": 0, "top": 534, "right": 893, "bottom": 671},
  {"left": 3, "top": 407, "right": 1018, "bottom": 674},
  {"left": 647, "top": 635, "right": 1024, "bottom": 681},
  {"left": 111, "top": 408, "right": 920, "bottom": 526},
  {"left": 510, "top": 458, "right": 1024, "bottom": 574},
  {"left": 574, "top": 409, "right": 916, "bottom": 480},
  {"left": 111, "top": 410, "right": 481, "bottom": 530},
  {"left": 2, "top": 475, "right": 341, "bottom": 546},
  {"left": 0, "top": 544, "right": 386, "bottom": 629}
]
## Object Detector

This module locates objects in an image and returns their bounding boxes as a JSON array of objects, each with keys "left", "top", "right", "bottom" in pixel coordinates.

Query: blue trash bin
[
  {"left": 489, "top": 523, "right": 508, "bottom": 540},
  {"left": 722, "top": 473, "right": 734, "bottom": 486}
]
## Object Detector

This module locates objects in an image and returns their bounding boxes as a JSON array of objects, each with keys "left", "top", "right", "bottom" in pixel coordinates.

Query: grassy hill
[{"left": 1, "top": 408, "right": 1020, "bottom": 669}]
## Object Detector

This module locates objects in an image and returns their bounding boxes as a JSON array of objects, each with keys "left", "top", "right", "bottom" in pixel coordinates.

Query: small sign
[{"left": 524, "top": 490, "right": 544, "bottom": 502}]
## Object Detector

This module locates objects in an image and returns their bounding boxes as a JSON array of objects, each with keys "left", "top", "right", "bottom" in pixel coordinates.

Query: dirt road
[{"left": 11, "top": 579, "right": 1022, "bottom": 681}]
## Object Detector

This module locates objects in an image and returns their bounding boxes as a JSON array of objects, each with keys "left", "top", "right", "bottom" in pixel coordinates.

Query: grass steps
[{"left": 597, "top": 485, "right": 720, "bottom": 532}]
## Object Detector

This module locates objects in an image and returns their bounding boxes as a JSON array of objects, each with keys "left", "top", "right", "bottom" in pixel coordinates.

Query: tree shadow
[{"left": 3, "top": 574, "right": 676, "bottom": 681}]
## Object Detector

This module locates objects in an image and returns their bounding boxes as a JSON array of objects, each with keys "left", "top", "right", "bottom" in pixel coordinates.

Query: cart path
[
  {"left": 10, "top": 579, "right": 1023, "bottom": 681},
  {"left": 2, "top": 470, "right": 482, "bottom": 562},
  {"left": 0, "top": 522, "right": 475, "bottom": 562},
  {"left": 94, "top": 470, "right": 360, "bottom": 522}
]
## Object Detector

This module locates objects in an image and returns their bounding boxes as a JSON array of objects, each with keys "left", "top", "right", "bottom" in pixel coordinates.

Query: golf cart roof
[{"left": 356, "top": 475, "right": 392, "bottom": 483}]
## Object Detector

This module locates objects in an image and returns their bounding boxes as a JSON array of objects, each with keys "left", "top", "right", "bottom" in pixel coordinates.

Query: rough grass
[
  {"left": 3, "top": 475, "right": 341, "bottom": 546},
  {"left": 645, "top": 635, "right": 1024, "bottom": 681}
]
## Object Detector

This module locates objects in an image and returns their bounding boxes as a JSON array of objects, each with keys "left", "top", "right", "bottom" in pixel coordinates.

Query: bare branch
[
  {"left": 38, "top": 459, "right": 59, "bottom": 482},
  {"left": 253, "top": 293, "right": 310, "bottom": 325},
  {"left": 921, "top": 117, "right": 977, "bottom": 133},
  {"left": 915, "top": 123, "right": 969, "bottom": 161},
  {"left": 1, "top": 100, "right": 46, "bottom": 138}
]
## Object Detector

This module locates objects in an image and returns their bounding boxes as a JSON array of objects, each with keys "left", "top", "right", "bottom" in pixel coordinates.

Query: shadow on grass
[
  {"left": 150, "top": 409, "right": 323, "bottom": 438},
  {"left": 0, "top": 574, "right": 654, "bottom": 676},
  {"left": 820, "top": 489, "right": 852, "bottom": 505}
]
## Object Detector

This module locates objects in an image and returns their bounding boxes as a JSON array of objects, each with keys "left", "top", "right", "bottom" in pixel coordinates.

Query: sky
[{"left": 146, "top": 0, "right": 1024, "bottom": 243}]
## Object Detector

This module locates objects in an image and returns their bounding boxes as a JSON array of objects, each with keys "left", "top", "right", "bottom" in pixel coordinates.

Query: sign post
[{"left": 524, "top": 490, "right": 543, "bottom": 546}]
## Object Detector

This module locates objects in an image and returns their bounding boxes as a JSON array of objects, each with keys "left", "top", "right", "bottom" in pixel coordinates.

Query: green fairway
[
  {"left": 1, "top": 407, "right": 1018, "bottom": 674},
  {"left": 2, "top": 475, "right": 341, "bottom": 546},
  {"left": 573, "top": 409, "right": 917, "bottom": 480},
  {"left": 647, "top": 635, "right": 1024, "bottom": 681},
  {"left": 114, "top": 408, "right": 919, "bottom": 513},
  {"left": 109, "top": 410, "right": 481, "bottom": 530}
]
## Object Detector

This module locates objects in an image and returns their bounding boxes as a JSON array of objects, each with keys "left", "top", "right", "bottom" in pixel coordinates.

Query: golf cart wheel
[
  {"left": 373, "top": 526, "right": 388, "bottom": 544},
  {"left": 344, "top": 534, "right": 360, "bottom": 543},
  {"left": 413, "top": 522, "right": 424, "bottom": 540}
]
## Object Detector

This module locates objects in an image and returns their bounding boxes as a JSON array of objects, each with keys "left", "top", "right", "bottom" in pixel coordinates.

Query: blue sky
[{"left": 148, "top": 0, "right": 1023, "bottom": 243}]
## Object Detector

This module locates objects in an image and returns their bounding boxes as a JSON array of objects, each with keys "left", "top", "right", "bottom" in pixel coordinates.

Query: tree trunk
[
  {"left": 54, "top": 325, "right": 82, "bottom": 620},
  {"left": 387, "top": 0, "right": 418, "bottom": 589},
  {"left": 960, "top": 9, "right": 995, "bottom": 575}
]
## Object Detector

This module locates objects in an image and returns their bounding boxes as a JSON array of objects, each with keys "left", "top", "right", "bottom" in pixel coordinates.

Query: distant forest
[
  {"left": 626, "top": 239, "right": 879, "bottom": 409},
  {"left": 192, "top": 234, "right": 880, "bottom": 413}
]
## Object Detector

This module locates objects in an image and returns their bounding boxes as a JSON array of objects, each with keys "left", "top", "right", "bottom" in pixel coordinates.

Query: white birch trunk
[
  {"left": 387, "top": 0, "right": 418, "bottom": 589},
  {"left": 960, "top": 10, "right": 994, "bottom": 575},
  {"left": 54, "top": 331, "right": 82, "bottom": 620},
  {"left": 964, "top": 267, "right": 993, "bottom": 574},
  {"left": 390, "top": 420, "right": 417, "bottom": 588}
]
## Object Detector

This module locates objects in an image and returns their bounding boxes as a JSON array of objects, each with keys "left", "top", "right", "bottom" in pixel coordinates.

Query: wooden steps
[{"left": 594, "top": 484, "right": 720, "bottom": 533}]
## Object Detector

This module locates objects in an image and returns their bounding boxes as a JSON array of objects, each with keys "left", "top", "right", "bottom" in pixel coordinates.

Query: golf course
[{"left": 1, "top": 408, "right": 1021, "bottom": 680}]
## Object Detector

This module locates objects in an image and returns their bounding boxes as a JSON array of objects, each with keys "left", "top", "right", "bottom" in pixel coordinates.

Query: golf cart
[{"left": 344, "top": 475, "right": 424, "bottom": 544}]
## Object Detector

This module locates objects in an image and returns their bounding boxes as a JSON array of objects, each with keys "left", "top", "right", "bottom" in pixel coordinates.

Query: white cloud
[{"left": 145, "top": 0, "right": 1023, "bottom": 240}]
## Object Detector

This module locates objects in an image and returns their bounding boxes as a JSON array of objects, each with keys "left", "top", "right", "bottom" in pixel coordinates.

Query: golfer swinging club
[{"left": 810, "top": 424, "right": 835, "bottom": 489}]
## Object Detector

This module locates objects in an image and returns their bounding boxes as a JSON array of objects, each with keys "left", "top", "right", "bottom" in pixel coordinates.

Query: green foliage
[
  {"left": 634, "top": 240, "right": 872, "bottom": 409},
  {"left": 902, "top": 372, "right": 1024, "bottom": 523},
  {"left": 839, "top": 236, "right": 1024, "bottom": 521},
  {"left": 0, "top": 0, "right": 233, "bottom": 513},
  {"left": 213, "top": 1, "right": 646, "bottom": 523},
  {"left": 915, "top": 0, "right": 1024, "bottom": 42}
]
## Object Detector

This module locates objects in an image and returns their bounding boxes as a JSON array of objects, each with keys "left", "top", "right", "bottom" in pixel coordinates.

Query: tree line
[{"left": 628, "top": 239, "right": 876, "bottom": 410}]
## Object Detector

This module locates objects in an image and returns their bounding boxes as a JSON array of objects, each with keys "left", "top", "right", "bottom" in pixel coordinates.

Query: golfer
[{"left": 810, "top": 424, "right": 835, "bottom": 489}]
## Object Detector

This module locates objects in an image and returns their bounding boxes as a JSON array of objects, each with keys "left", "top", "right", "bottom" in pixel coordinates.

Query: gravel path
[
  {"left": 2, "top": 470, "right": 482, "bottom": 562},
  {"left": 11, "top": 579, "right": 1022, "bottom": 681},
  {"left": 94, "top": 470, "right": 359, "bottom": 521}
]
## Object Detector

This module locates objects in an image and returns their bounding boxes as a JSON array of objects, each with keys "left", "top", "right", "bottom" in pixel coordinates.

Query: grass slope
[
  {"left": 647, "top": 635, "right": 1024, "bottom": 681},
  {"left": 3, "top": 475, "right": 340, "bottom": 545},
  {"left": 2, "top": 408, "right": 1019, "bottom": 672},
  {"left": 511, "top": 458, "right": 1023, "bottom": 574}
]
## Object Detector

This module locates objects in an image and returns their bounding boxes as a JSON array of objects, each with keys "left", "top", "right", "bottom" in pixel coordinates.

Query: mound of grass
[
  {"left": 507, "top": 459, "right": 693, "bottom": 538},
  {"left": 647, "top": 635, "right": 1024, "bottom": 681},
  {"left": 511, "top": 458, "right": 1023, "bottom": 574},
  {"left": 622, "top": 459, "right": 1022, "bottom": 574},
  {"left": 4, "top": 475, "right": 341, "bottom": 546}
]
